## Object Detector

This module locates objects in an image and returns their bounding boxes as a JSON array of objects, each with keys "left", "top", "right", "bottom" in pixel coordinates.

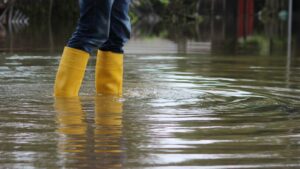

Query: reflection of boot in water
[
  {"left": 54, "top": 97, "right": 87, "bottom": 159},
  {"left": 94, "top": 96, "right": 124, "bottom": 168},
  {"left": 55, "top": 97, "right": 87, "bottom": 135}
]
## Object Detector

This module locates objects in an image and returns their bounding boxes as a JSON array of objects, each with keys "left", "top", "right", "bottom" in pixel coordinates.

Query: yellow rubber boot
[
  {"left": 95, "top": 50, "right": 123, "bottom": 96},
  {"left": 54, "top": 47, "right": 90, "bottom": 97}
]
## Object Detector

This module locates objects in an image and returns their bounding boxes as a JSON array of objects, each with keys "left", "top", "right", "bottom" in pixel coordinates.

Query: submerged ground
[{"left": 0, "top": 45, "right": 300, "bottom": 168}]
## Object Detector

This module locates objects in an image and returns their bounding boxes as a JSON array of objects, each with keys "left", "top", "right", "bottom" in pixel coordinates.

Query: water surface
[{"left": 0, "top": 50, "right": 300, "bottom": 168}]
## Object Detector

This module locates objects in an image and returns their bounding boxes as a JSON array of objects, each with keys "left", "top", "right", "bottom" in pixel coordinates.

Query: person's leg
[
  {"left": 68, "top": 0, "right": 115, "bottom": 54},
  {"left": 54, "top": 0, "right": 115, "bottom": 97},
  {"left": 99, "top": 0, "right": 131, "bottom": 54},
  {"left": 95, "top": 0, "right": 131, "bottom": 96}
]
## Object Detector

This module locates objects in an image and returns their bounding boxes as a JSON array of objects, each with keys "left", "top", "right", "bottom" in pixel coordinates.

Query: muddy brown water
[{"left": 0, "top": 47, "right": 300, "bottom": 169}]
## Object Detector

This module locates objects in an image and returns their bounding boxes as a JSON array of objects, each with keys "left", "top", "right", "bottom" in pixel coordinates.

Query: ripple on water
[{"left": 0, "top": 53, "right": 300, "bottom": 168}]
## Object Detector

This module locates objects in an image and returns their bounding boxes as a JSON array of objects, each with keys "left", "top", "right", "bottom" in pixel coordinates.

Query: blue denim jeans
[{"left": 67, "top": 0, "right": 131, "bottom": 54}]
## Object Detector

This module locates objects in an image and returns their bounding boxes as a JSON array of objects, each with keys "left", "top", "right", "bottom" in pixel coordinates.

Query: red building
[{"left": 237, "top": 0, "right": 254, "bottom": 38}]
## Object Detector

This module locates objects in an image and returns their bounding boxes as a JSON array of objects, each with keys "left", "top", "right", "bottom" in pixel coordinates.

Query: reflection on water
[
  {"left": 1, "top": 1, "right": 300, "bottom": 167},
  {"left": 55, "top": 96, "right": 124, "bottom": 169},
  {"left": 0, "top": 50, "right": 299, "bottom": 168},
  {"left": 1, "top": 0, "right": 300, "bottom": 56}
]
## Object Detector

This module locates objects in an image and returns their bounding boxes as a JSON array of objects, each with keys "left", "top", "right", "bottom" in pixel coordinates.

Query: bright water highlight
[{"left": 0, "top": 53, "right": 300, "bottom": 168}]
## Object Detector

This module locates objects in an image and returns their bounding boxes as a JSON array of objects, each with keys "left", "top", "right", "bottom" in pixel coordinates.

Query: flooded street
[
  {"left": 0, "top": 49, "right": 300, "bottom": 168},
  {"left": 1, "top": 0, "right": 300, "bottom": 168}
]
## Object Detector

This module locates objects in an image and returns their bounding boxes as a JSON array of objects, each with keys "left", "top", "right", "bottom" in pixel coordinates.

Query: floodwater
[
  {"left": 1, "top": 9, "right": 300, "bottom": 167},
  {"left": 0, "top": 47, "right": 300, "bottom": 168}
]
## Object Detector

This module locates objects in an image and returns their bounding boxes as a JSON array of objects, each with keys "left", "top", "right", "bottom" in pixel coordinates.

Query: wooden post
[
  {"left": 49, "top": 0, "right": 54, "bottom": 53},
  {"left": 237, "top": 0, "right": 245, "bottom": 38},
  {"left": 287, "top": 0, "right": 293, "bottom": 58},
  {"left": 286, "top": 0, "right": 293, "bottom": 87},
  {"left": 211, "top": 0, "right": 215, "bottom": 15}
]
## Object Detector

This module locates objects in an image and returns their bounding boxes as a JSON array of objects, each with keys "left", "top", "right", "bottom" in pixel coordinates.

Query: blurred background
[
  {"left": 1, "top": 1, "right": 300, "bottom": 168},
  {"left": 0, "top": 0, "right": 299, "bottom": 56}
]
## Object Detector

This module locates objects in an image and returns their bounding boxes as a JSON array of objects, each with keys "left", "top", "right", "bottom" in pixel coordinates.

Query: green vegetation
[
  {"left": 9, "top": 0, "right": 206, "bottom": 24},
  {"left": 1, "top": 0, "right": 290, "bottom": 56}
]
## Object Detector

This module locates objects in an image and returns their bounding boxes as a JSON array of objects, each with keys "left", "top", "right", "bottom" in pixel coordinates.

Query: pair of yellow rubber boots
[{"left": 54, "top": 47, "right": 123, "bottom": 97}]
